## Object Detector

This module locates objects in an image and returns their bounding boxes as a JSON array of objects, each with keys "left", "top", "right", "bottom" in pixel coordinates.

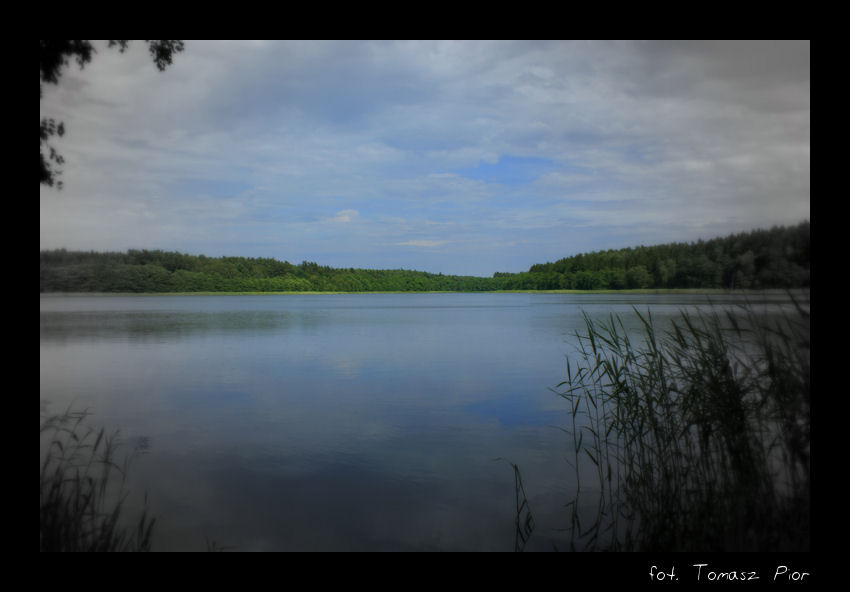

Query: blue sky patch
[{"left": 454, "top": 155, "right": 557, "bottom": 186}]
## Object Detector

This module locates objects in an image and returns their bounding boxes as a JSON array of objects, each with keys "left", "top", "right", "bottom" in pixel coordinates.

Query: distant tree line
[
  {"left": 39, "top": 249, "right": 499, "bottom": 293},
  {"left": 40, "top": 222, "right": 808, "bottom": 293},
  {"left": 495, "top": 221, "right": 809, "bottom": 291}
]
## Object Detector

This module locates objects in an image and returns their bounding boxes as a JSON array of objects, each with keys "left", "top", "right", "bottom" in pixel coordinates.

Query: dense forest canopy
[
  {"left": 40, "top": 221, "right": 809, "bottom": 293},
  {"left": 502, "top": 221, "right": 810, "bottom": 291}
]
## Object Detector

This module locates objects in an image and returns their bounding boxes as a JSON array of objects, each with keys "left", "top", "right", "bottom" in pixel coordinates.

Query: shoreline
[{"left": 39, "top": 288, "right": 807, "bottom": 297}]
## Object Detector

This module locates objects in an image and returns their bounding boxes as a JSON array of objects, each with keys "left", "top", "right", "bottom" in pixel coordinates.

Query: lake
[{"left": 39, "top": 292, "right": 801, "bottom": 551}]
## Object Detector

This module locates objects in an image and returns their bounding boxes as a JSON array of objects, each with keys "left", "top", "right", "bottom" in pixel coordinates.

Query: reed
[
  {"left": 495, "top": 458, "right": 536, "bottom": 552},
  {"left": 554, "top": 295, "right": 809, "bottom": 551},
  {"left": 40, "top": 406, "right": 156, "bottom": 552}
]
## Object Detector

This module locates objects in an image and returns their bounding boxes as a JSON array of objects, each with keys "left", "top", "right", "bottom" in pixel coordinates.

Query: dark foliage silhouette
[{"left": 40, "top": 40, "right": 184, "bottom": 189}]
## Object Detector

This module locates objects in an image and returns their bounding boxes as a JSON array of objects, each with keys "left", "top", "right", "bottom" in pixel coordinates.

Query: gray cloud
[{"left": 40, "top": 40, "right": 809, "bottom": 275}]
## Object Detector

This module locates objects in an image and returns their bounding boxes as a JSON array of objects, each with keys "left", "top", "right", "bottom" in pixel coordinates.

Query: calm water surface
[{"left": 39, "top": 292, "right": 799, "bottom": 551}]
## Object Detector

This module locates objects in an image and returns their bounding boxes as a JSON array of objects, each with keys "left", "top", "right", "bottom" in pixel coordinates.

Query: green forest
[{"left": 40, "top": 221, "right": 809, "bottom": 293}]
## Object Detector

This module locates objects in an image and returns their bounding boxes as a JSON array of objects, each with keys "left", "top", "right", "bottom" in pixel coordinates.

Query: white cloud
[{"left": 328, "top": 209, "right": 360, "bottom": 224}]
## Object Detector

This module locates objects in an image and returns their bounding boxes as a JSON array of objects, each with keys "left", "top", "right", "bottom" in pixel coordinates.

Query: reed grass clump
[
  {"left": 40, "top": 406, "right": 156, "bottom": 551},
  {"left": 556, "top": 296, "right": 809, "bottom": 551}
]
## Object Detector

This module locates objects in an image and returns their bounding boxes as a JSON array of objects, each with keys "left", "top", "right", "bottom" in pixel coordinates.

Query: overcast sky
[{"left": 39, "top": 40, "right": 810, "bottom": 276}]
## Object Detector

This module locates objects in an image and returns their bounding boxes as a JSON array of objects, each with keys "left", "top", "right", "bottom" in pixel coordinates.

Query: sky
[{"left": 39, "top": 40, "right": 810, "bottom": 276}]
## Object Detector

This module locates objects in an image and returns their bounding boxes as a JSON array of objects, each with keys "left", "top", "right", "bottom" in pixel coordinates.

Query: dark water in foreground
[{"left": 39, "top": 292, "right": 800, "bottom": 551}]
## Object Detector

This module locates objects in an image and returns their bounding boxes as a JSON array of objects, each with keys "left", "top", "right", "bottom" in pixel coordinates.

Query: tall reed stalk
[
  {"left": 555, "top": 295, "right": 809, "bottom": 551},
  {"left": 40, "top": 406, "right": 156, "bottom": 551}
]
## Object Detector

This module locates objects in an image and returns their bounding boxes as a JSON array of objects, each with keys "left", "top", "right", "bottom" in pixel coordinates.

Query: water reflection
[
  {"left": 39, "top": 292, "right": 805, "bottom": 551},
  {"left": 39, "top": 310, "right": 312, "bottom": 342}
]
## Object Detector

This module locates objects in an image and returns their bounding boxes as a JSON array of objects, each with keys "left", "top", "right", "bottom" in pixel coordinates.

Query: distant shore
[{"left": 40, "top": 288, "right": 807, "bottom": 297}]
